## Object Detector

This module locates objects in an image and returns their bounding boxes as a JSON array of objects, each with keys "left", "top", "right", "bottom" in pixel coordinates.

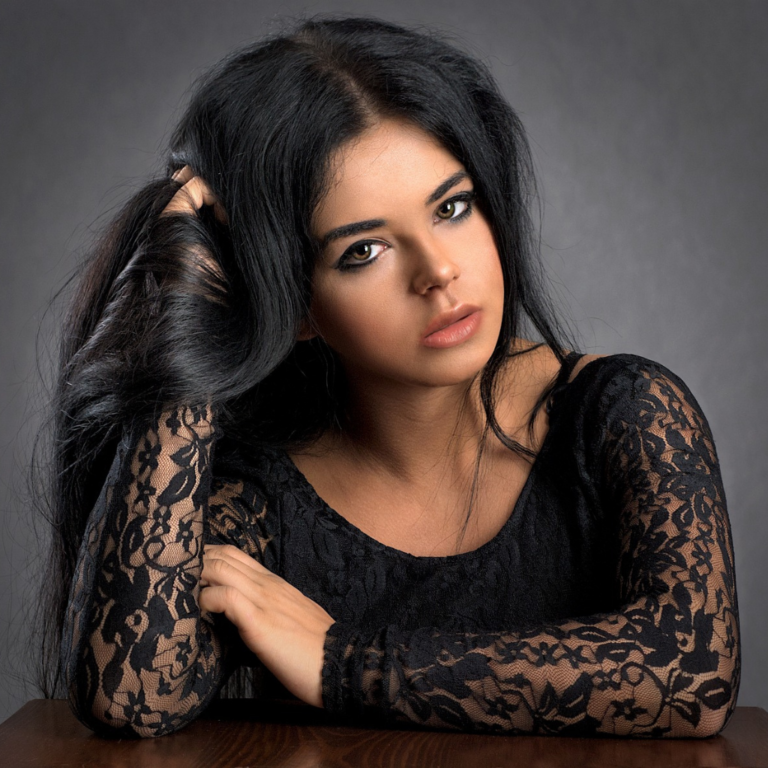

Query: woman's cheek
[{"left": 321, "top": 292, "right": 406, "bottom": 363}]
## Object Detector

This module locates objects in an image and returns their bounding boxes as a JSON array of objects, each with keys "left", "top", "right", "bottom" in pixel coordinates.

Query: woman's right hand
[
  {"left": 159, "top": 165, "right": 229, "bottom": 285},
  {"left": 163, "top": 165, "right": 229, "bottom": 225}
]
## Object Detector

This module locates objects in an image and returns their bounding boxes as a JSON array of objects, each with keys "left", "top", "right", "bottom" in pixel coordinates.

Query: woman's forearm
[
  {"left": 61, "top": 404, "right": 227, "bottom": 737},
  {"left": 323, "top": 588, "right": 739, "bottom": 737}
]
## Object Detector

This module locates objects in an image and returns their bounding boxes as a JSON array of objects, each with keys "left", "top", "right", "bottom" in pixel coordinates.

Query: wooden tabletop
[{"left": 1, "top": 700, "right": 766, "bottom": 767}]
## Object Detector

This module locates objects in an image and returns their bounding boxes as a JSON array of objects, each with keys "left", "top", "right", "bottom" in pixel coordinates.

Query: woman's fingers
[
  {"left": 160, "top": 165, "right": 229, "bottom": 284},
  {"left": 172, "top": 164, "right": 194, "bottom": 184},
  {"left": 205, "top": 543, "right": 266, "bottom": 570},
  {"left": 204, "top": 545, "right": 273, "bottom": 583},
  {"left": 163, "top": 166, "right": 229, "bottom": 225},
  {"left": 202, "top": 552, "right": 267, "bottom": 595},
  {"left": 199, "top": 584, "right": 260, "bottom": 627},
  {"left": 197, "top": 558, "right": 333, "bottom": 708},
  {"left": 164, "top": 177, "right": 229, "bottom": 225}
]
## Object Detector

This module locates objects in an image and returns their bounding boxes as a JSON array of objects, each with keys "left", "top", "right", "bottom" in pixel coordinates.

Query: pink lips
[{"left": 421, "top": 305, "right": 482, "bottom": 349}]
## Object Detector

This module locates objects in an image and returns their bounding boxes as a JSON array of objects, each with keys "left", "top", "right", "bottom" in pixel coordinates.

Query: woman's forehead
[{"left": 315, "top": 119, "right": 467, "bottom": 224}]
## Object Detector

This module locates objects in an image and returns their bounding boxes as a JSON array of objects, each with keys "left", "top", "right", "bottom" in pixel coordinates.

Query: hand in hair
[
  {"left": 164, "top": 164, "right": 229, "bottom": 225},
  {"left": 200, "top": 544, "right": 334, "bottom": 708},
  {"left": 155, "top": 163, "right": 228, "bottom": 292}
]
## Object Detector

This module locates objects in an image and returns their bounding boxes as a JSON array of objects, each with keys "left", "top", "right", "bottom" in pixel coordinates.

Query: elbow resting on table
[
  {"left": 69, "top": 687, "right": 196, "bottom": 739},
  {"left": 644, "top": 627, "right": 740, "bottom": 737}
]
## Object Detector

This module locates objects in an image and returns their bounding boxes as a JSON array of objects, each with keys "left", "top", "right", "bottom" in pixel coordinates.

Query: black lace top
[{"left": 61, "top": 353, "right": 740, "bottom": 738}]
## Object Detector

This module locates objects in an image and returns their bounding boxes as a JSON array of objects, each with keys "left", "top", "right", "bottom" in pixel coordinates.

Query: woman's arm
[
  {"left": 320, "top": 359, "right": 740, "bottom": 737},
  {"left": 61, "top": 404, "right": 233, "bottom": 737},
  {"left": 59, "top": 167, "right": 280, "bottom": 737}
]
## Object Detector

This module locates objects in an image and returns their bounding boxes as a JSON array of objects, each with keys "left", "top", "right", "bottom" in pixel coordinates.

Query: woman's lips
[{"left": 422, "top": 307, "right": 482, "bottom": 349}]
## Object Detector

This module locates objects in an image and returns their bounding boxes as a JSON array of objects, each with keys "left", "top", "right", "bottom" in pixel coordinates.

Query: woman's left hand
[{"left": 199, "top": 544, "right": 334, "bottom": 708}]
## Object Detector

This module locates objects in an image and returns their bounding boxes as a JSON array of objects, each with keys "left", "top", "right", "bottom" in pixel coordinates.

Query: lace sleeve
[
  {"left": 60, "top": 405, "right": 256, "bottom": 737},
  {"left": 321, "top": 360, "right": 740, "bottom": 738}
]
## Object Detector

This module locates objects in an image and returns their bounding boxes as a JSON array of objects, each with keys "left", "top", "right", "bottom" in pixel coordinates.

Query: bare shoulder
[
  {"left": 499, "top": 342, "right": 609, "bottom": 405},
  {"left": 504, "top": 341, "right": 604, "bottom": 384},
  {"left": 569, "top": 353, "right": 605, "bottom": 382}
]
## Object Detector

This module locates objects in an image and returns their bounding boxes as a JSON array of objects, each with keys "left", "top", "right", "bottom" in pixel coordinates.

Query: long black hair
[{"left": 35, "top": 15, "right": 574, "bottom": 697}]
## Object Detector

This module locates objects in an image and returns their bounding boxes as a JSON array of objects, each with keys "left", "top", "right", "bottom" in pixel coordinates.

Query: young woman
[{"left": 44, "top": 16, "right": 739, "bottom": 739}]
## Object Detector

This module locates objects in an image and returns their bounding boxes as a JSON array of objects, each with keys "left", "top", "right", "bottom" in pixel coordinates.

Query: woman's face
[{"left": 306, "top": 118, "right": 505, "bottom": 391}]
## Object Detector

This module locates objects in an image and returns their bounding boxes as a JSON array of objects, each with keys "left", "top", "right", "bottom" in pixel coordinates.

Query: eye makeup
[{"left": 333, "top": 190, "right": 477, "bottom": 272}]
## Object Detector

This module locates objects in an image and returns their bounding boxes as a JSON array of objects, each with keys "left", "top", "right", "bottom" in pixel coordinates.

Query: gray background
[{"left": 0, "top": 0, "right": 765, "bottom": 722}]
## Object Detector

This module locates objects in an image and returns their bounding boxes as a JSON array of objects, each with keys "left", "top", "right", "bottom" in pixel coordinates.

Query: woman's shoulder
[
  {"left": 507, "top": 343, "right": 707, "bottom": 425},
  {"left": 567, "top": 351, "right": 699, "bottom": 400},
  {"left": 504, "top": 342, "right": 687, "bottom": 394},
  {"left": 558, "top": 351, "right": 713, "bottom": 443}
]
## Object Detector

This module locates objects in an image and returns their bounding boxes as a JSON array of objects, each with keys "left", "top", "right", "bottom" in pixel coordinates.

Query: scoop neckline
[
  {"left": 274, "top": 351, "right": 589, "bottom": 562},
  {"left": 277, "top": 443, "right": 541, "bottom": 563}
]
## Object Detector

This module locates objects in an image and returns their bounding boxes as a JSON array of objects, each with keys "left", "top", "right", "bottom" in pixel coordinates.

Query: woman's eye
[
  {"left": 350, "top": 243, "right": 375, "bottom": 260},
  {"left": 337, "top": 240, "right": 387, "bottom": 270},
  {"left": 435, "top": 194, "right": 473, "bottom": 221}
]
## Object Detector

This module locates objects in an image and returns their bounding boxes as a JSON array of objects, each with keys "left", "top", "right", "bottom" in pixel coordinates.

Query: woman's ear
[{"left": 296, "top": 316, "right": 318, "bottom": 342}]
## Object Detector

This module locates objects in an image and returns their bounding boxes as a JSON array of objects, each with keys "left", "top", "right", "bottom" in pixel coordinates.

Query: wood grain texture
[{"left": 0, "top": 700, "right": 765, "bottom": 767}]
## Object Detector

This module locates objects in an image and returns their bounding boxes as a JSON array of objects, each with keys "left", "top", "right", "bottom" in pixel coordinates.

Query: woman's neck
[
  {"left": 331, "top": 372, "right": 489, "bottom": 484},
  {"left": 320, "top": 344, "right": 554, "bottom": 484}
]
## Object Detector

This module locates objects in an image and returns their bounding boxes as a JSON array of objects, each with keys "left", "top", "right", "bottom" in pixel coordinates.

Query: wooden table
[{"left": 1, "top": 700, "right": 766, "bottom": 767}]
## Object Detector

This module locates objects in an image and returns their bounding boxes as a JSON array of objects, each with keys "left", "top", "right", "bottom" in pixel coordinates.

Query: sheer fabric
[{"left": 61, "top": 354, "right": 740, "bottom": 738}]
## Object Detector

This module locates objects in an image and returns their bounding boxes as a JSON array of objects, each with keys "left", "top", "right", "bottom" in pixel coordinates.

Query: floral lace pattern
[
  {"left": 61, "top": 355, "right": 740, "bottom": 738},
  {"left": 321, "top": 359, "right": 740, "bottom": 737},
  {"left": 62, "top": 406, "right": 228, "bottom": 736}
]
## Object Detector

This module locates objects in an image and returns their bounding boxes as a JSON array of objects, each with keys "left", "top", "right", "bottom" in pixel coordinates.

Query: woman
[{"left": 45, "top": 16, "right": 739, "bottom": 738}]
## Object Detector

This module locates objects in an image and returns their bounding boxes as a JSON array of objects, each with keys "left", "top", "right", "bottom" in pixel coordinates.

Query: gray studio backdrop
[{"left": 1, "top": 0, "right": 765, "bottom": 722}]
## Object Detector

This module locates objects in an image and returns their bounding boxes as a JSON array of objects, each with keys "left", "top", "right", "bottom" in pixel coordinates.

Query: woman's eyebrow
[
  {"left": 425, "top": 170, "right": 469, "bottom": 205},
  {"left": 318, "top": 170, "right": 471, "bottom": 251},
  {"left": 319, "top": 219, "right": 386, "bottom": 251}
]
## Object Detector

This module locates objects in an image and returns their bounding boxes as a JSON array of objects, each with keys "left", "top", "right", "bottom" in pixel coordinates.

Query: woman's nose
[{"left": 410, "top": 239, "right": 460, "bottom": 294}]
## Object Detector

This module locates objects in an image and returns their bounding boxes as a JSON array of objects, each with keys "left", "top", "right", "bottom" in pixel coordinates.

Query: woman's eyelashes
[
  {"left": 334, "top": 190, "right": 476, "bottom": 272},
  {"left": 434, "top": 191, "right": 474, "bottom": 222},
  {"left": 336, "top": 240, "right": 388, "bottom": 270}
]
